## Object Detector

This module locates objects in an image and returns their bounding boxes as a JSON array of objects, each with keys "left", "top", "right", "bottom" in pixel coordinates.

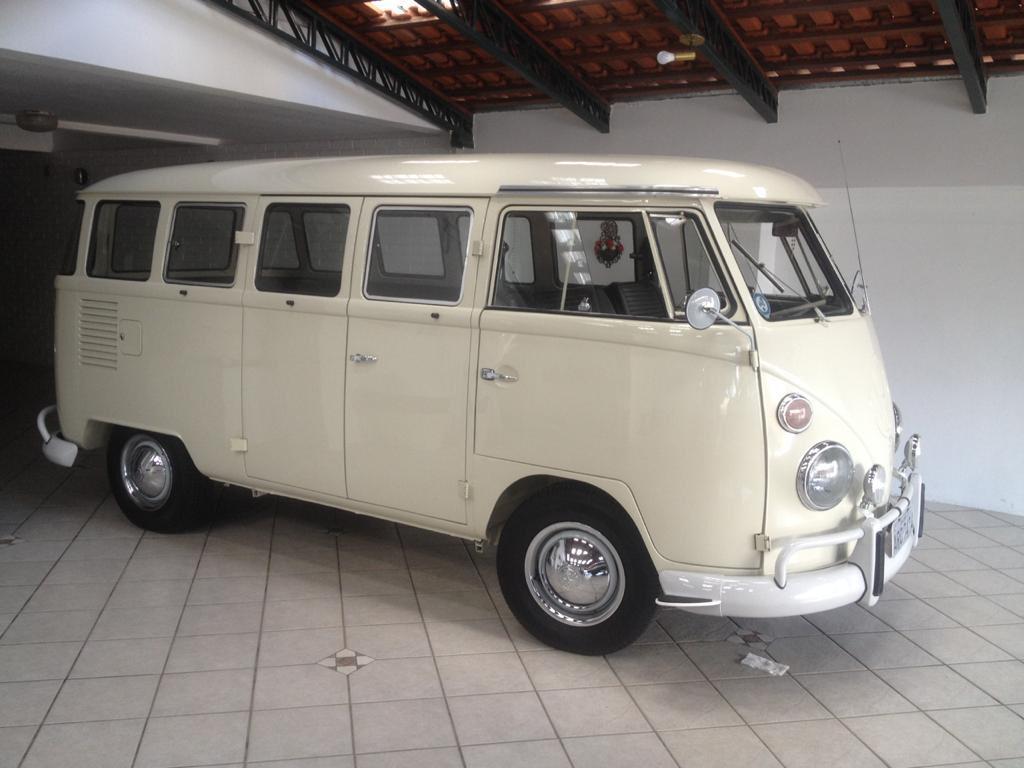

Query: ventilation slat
[{"left": 78, "top": 298, "right": 119, "bottom": 370}]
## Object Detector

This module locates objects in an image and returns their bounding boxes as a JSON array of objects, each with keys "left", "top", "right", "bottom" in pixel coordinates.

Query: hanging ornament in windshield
[{"left": 594, "top": 220, "right": 624, "bottom": 268}]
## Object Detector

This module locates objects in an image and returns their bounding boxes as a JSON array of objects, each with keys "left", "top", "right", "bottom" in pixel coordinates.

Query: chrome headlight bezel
[{"left": 796, "top": 441, "right": 855, "bottom": 511}]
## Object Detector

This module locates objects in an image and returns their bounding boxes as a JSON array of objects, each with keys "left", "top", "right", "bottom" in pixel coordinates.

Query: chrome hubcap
[
  {"left": 120, "top": 436, "right": 172, "bottom": 510},
  {"left": 524, "top": 523, "right": 624, "bottom": 626}
]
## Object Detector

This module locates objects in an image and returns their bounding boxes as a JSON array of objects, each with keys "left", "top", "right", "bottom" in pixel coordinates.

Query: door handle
[
  {"left": 350, "top": 353, "right": 378, "bottom": 364},
  {"left": 480, "top": 368, "right": 518, "bottom": 383}
]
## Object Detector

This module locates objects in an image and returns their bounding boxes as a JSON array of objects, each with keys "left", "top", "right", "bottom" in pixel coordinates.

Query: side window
[
  {"left": 166, "top": 205, "right": 244, "bottom": 286},
  {"left": 365, "top": 208, "right": 471, "bottom": 304},
  {"left": 650, "top": 214, "right": 728, "bottom": 314},
  {"left": 256, "top": 204, "right": 349, "bottom": 297},
  {"left": 491, "top": 210, "right": 668, "bottom": 319},
  {"left": 59, "top": 201, "right": 86, "bottom": 276},
  {"left": 87, "top": 201, "right": 160, "bottom": 281}
]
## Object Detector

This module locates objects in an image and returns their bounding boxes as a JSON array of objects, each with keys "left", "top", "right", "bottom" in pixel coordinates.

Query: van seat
[{"left": 608, "top": 282, "right": 668, "bottom": 318}]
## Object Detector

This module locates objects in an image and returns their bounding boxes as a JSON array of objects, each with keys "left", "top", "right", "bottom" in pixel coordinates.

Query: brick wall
[{"left": 0, "top": 133, "right": 450, "bottom": 365}]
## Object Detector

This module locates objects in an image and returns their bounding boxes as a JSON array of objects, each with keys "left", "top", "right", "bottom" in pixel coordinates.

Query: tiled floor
[{"left": 1, "top": 370, "right": 1023, "bottom": 768}]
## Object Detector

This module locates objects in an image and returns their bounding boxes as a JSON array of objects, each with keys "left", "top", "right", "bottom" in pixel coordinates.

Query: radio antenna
[{"left": 837, "top": 138, "right": 869, "bottom": 312}]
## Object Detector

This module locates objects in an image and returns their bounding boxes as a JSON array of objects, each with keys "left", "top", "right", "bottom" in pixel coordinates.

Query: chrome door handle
[
  {"left": 349, "top": 353, "right": 378, "bottom": 364},
  {"left": 480, "top": 368, "right": 518, "bottom": 383}
]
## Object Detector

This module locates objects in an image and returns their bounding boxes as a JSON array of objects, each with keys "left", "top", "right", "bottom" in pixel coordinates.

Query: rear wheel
[
  {"left": 106, "top": 428, "right": 212, "bottom": 532},
  {"left": 497, "top": 486, "right": 658, "bottom": 655}
]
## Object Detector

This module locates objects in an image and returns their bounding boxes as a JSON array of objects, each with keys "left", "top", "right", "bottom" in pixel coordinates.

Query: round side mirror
[{"left": 684, "top": 287, "right": 720, "bottom": 330}]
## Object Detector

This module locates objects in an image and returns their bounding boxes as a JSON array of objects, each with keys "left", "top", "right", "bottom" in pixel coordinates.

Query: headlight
[
  {"left": 796, "top": 441, "right": 854, "bottom": 510},
  {"left": 778, "top": 394, "right": 812, "bottom": 433},
  {"left": 862, "top": 464, "right": 888, "bottom": 508},
  {"left": 893, "top": 402, "right": 903, "bottom": 451}
]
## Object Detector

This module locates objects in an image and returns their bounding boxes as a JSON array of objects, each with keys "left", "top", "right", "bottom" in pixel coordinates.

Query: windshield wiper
[
  {"left": 772, "top": 298, "right": 829, "bottom": 323},
  {"left": 730, "top": 239, "right": 786, "bottom": 293}
]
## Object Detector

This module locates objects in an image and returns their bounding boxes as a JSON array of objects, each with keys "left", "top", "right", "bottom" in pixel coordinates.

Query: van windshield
[{"left": 715, "top": 203, "right": 852, "bottom": 321}]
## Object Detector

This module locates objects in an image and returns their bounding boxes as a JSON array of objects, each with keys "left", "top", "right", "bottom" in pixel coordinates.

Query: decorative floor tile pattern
[{"left": 1, "top": 368, "right": 1023, "bottom": 766}]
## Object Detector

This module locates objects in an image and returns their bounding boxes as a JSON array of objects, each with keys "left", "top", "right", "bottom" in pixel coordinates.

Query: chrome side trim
[{"left": 497, "top": 185, "right": 720, "bottom": 196}]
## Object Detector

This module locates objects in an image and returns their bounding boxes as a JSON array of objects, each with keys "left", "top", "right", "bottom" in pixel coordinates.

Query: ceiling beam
[
  {"left": 652, "top": 0, "right": 779, "bottom": 121},
  {"left": 202, "top": 0, "right": 474, "bottom": 146},
  {"left": 413, "top": 0, "right": 611, "bottom": 132},
  {"left": 934, "top": 0, "right": 987, "bottom": 112}
]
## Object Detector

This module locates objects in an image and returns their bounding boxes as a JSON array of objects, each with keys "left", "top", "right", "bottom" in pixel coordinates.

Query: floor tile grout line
[
  {"left": 125, "top": 515, "right": 214, "bottom": 768},
  {"left": 13, "top": 493, "right": 143, "bottom": 768},
  {"left": 238, "top": 496, "right": 279, "bottom": 766},
  {"left": 394, "top": 525, "right": 468, "bottom": 768},
  {"left": 334, "top": 508, "right": 359, "bottom": 765},
  {"left": 461, "top": 540, "right": 575, "bottom": 768}
]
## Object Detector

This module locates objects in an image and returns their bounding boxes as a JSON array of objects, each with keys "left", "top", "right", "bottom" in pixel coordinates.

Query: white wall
[{"left": 473, "top": 77, "right": 1024, "bottom": 514}]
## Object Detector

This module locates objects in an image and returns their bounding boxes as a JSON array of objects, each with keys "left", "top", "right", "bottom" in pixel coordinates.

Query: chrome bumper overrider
[
  {"left": 658, "top": 436, "right": 924, "bottom": 618},
  {"left": 37, "top": 405, "right": 79, "bottom": 468}
]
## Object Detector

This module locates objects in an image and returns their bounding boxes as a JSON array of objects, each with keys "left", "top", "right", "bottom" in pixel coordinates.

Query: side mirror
[{"left": 684, "top": 288, "right": 721, "bottom": 331}]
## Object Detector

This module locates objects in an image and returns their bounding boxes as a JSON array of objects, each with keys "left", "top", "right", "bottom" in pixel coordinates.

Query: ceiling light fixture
[{"left": 657, "top": 33, "right": 705, "bottom": 66}]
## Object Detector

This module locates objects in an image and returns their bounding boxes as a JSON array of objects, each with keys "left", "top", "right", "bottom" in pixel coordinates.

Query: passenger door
[
  {"left": 241, "top": 197, "right": 361, "bottom": 498},
  {"left": 344, "top": 199, "right": 486, "bottom": 524}
]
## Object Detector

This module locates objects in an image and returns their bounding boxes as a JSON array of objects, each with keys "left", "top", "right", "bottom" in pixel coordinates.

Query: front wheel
[
  {"left": 106, "top": 428, "right": 213, "bottom": 532},
  {"left": 497, "top": 486, "right": 658, "bottom": 655}
]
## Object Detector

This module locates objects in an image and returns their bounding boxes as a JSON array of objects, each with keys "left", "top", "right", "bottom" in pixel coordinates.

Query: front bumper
[
  {"left": 658, "top": 442, "right": 924, "bottom": 619},
  {"left": 37, "top": 405, "right": 79, "bottom": 468}
]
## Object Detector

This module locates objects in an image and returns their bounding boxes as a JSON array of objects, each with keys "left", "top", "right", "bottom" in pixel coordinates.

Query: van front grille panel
[{"left": 78, "top": 298, "right": 119, "bottom": 370}]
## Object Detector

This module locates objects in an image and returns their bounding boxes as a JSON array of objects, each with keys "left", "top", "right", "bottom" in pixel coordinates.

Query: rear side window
[
  {"left": 256, "top": 204, "right": 349, "bottom": 297},
  {"left": 59, "top": 201, "right": 85, "bottom": 276},
  {"left": 365, "top": 208, "right": 471, "bottom": 304},
  {"left": 87, "top": 201, "right": 160, "bottom": 280},
  {"left": 166, "top": 205, "right": 244, "bottom": 286}
]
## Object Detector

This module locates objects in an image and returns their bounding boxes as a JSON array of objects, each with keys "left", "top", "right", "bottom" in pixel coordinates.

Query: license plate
[{"left": 886, "top": 506, "right": 916, "bottom": 557}]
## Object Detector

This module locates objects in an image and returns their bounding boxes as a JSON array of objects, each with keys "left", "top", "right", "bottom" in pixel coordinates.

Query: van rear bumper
[{"left": 657, "top": 468, "right": 924, "bottom": 619}]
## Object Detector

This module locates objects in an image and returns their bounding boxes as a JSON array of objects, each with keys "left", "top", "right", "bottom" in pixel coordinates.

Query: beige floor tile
[
  {"left": 448, "top": 691, "right": 555, "bottom": 745},
  {"left": 151, "top": 668, "right": 254, "bottom": 716},
  {"left": 952, "top": 660, "right": 1024, "bottom": 704},
  {"left": 344, "top": 623, "right": 432, "bottom": 659},
  {"left": 121, "top": 556, "right": 199, "bottom": 582},
  {"left": 0, "top": 562, "right": 52, "bottom": 587},
  {"left": 409, "top": 566, "right": 484, "bottom": 593},
  {"left": 165, "top": 632, "right": 257, "bottom": 673},
  {"left": 357, "top": 747, "right": 460, "bottom": 767},
  {"left": 436, "top": 652, "right": 532, "bottom": 696},
  {"left": 563, "top": 732, "right": 677, "bottom": 768},
  {"left": 403, "top": 545, "right": 473, "bottom": 571},
  {"left": 662, "top": 724, "right": 783, "bottom": 768},
  {"left": 105, "top": 579, "right": 190, "bottom": 609},
  {"left": 733, "top": 616, "right": 822, "bottom": 638},
  {"left": 187, "top": 575, "right": 267, "bottom": 605},
  {"left": 606, "top": 642, "right": 703, "bottom": 685},
  {"left": 255, "top": 664, "right": 350, "bottom": 710},
  {"left": 90, "top": 605, "right": 181, "bottom": 640},
  {"left": 929, "top": 707, "right": 1024, "bottom": 761},
  {"left": 993, "top": 593, "right": 1024, "bottom": 618},
  {"left": 176, "top": 601, "right": 262, "bottom": 636},
  {"left": 0, "top": 609, "right": 98, "bottom": 644},
  {"left": 657, "top": 612, "right": 737, "bottom": 643},
  {"left": 46, "top": 675, "right": 158, "bottom": 723},
  {"left": 794, "top": 670, "right": 915, "bottom": 717},
  {"left": 929, "top": 528, "right": 1007, "bottom": 549},
  {"left": 879, "top": 665, "right": 996, "bottom": 709},
  {"left": 337, "top": 543, "right": 405, "bottom": 572},
  {"left": 831, "top": 632, "right": 939, "bottom": 669},
  {"left": 628, "top": 681, "right": 740, "bottom": 731},
  {"left": 59, "top": 537, "right": 136, "bottom": 562},
  {"left": 973, "top": 624, "right": 1024, "bottom": 658},
  {"left": 901, "top": 627, "right": 1012, "bottom": 664},
  {"left": 0, "top": 680, "right": 61, "bottom": 726},
  {"left": 417, "top": 590, "right": 496, "bottom": 623},
  {"left": 71, "top": 637, "right": 171, "bottom": 678},
  {"left": 960, "top": 547, "right": 1024, "bottom": 570},
  {"left": 927, "top": 596, "right": 1023, "bottom": 626},
  {"left": 911, "top": 548, "right": 988, "bottom": 572},
  {"left": 341, "top": 569, "right": 414, "bottom": 597},
  {"left": 22, "top": 719, "right": 144, "bottom": 768},
  {"left": 682, "top": 640, "right": 771, "bottom": 679},
  {"left": 767, "top": 635, "right": 865, "bottom": 674},
  {"left": 946, "top": 569, "right": 1024, "bottom": 595},
  {"left": 267, "top": 572, "right": 341, "bottom": 602},
  {"left": 844, "top": 712, "right": 977, "bottom": 767},
  {"left": 135, "top": 712, "right": 248, "bottom": 768},
  {"left": 349, "top": 657, "right": 442, "bottom": 703},
  {"left": 716, "top": 676, "right": 831, "bottom": 724},
  {"left": 343, "top": 595, "right": 422, "bottom": 627},
  {"left": 425, "top": 619, "right": 513, "bottom": 656},
  {"left": 519, "top": 649, "right": 619, "bottom": 690},
  {"left": 262, "top": 597, "right": 343, "bottom": 631},
  {"left": 195, "top": 552, "right": 268, "bottom": 579},
  {"left": 462, "top": 739, "right": 569, "bottom": 768},
  {"left": 754, "top": 718, "right": 886, "bottom": 768},
  {"left": 0, "top": 724, "right": 36, "bottom": 768},
  {"left": 806, "top": 604, "right": 891, "bottom": 635},
  {"left": 248, "top": 705, "right": 353, "bottom": 762},
  {"left": 0, "top": 585, "right": 36, "bottom": 613},
  {"left": 352, "top": 698, "right": 456, "bottom": 754},
  {"left": 22, "top": 582, "right": 113, "bottom": 613},
  {"left": 893, "top": 572, "right": 975, "bottom": 599},
  {"left": 258, "top": 627, "right": 345, "bottom": 667},
  {"left": 541, "top": 685, "right": 651, "bottom": 737},
  {"left": 868, "top": 599, "right": 959, "bottom": 630}
]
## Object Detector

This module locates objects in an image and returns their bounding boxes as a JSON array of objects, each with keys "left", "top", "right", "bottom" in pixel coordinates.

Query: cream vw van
[{"left": 38, "top": 155, "right": 924, "bottom": 654}]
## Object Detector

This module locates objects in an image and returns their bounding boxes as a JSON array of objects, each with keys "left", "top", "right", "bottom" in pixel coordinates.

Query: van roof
[{"left": 84, "top": 154, "right": 824, "bottom": 205}]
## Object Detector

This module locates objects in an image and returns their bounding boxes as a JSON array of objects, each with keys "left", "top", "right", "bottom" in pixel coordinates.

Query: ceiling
[{"left": 303, "top": 0, "right": 1024, "bottom": 113}]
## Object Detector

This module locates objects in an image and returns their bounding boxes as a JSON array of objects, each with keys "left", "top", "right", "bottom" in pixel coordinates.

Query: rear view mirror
[
  {"left": 771, "top": 219, "right": 799, "bottom": 238},
  {"left": 684, "top": 288, "right": 721, "bottom": 331}
]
